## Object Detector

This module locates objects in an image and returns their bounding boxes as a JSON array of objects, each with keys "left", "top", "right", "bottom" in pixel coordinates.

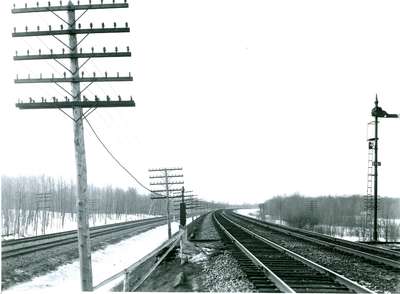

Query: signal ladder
[{"left": 364, "top": 122, "right": 380, "bottom": 240}]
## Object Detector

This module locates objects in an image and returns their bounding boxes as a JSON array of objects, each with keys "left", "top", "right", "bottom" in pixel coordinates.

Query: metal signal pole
[
  {"left": 373, "top": 100, "right": 379, "bottom": 242},
  {"left": 370, "top": 95, "right": 399, "bottom": 241},
  {"left": 12, "top": 1, "right": 134, "bottom": 290}
]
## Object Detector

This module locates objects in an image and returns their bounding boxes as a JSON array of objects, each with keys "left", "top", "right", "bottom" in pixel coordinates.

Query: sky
[{"left": 1, "top": 0, "right": 399, "bottom": 204}]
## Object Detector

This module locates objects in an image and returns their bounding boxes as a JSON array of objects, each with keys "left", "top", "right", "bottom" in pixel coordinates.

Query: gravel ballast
[
  {"left": 230, "top": 214, "right": 400, "bottom": 294},
  {"left": 202, "top": 251, "right": 256, "bottom": 292}
]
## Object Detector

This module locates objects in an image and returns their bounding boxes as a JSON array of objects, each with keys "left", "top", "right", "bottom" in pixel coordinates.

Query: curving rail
[
  {"left": 230, "top": 211, "right": 400, "bottom": 269},
  {"left": 1, "top": 216, "right": 166, "bottom": 259},
  {"left": 213, "top": 211, "right": 375, "bottom": 293}
]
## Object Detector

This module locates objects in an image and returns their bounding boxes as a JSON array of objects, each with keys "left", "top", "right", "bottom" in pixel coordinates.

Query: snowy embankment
[
  {"left": 235, "top": 208, "right": 400, "bottom": 242},
  {"left": 235, "top": 208, "right": 260, "bottom": 219},
  {"left": 235, "top": 208, "right": 362, "bottom": 241},
  {"left": 6, "top": 218, "right": 193, "bottom": 292},
  {"left": 2, "top": 210, "right": 158, "bottom": 240}
]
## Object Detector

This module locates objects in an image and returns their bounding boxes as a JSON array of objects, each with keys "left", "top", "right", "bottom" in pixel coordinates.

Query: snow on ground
[
  {"left": 5, "top": 218, "right": 192, "bottom": 292},
  {"left": 2, "top": 210, "right": 159, "bottom": 240},
  {"left": 235, "top": 208, "right": 260, "bottom": 219},
  {"left": 234, "top": 209, "right": 388, "bottom": 242}
]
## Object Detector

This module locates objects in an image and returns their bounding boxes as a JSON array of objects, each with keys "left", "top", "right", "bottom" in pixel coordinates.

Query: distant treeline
[
  {"left": 1, "top": 175, "right": 231, "bottom": 237},
  {"left": 260, "top": 194, "right": 400, "bottom": 241},
  {"left": 1, "top": 175, "right": 158, "bottom": 215},
  {"left": 1, "top": 175, "right": 163, "bottom": 236}
]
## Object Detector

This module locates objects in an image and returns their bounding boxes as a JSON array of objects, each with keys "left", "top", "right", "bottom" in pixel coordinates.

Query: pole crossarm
[
  {"left": 150, "top": 196, "right": 167, "bottom": 200},
  {"left": 16, "top": 100, "right": 135, "bottom": 109},
  {"left": 148, "top": 167, "right": 183, "bottom": 172},
  {"left": 172, "top": 193, "right": 197, "bottom": 198},
  {"left": 174, "top": 206, "right": 201, "bottom": 211},
  {"left": 12, "top": 1, "right": 132, "bottom": 290},
  {"left": 167, "top": 195, "right": 193, "bottom": 200},
  {"left": 151, "top": 195, "right": 193, "bottom": 200},
  {"left": 150, "top": 195, "right": 193, "bottom": 204},
  {"left": 150, "top": 181, "right": 184, "bottom": 186},
  {"left": 172, "top": 190, "right": 193, "bottom": 194},
  {"left": 150, "top": 188, "right": 182, "bottom": 193},
  {"left": 149, "top": 174, "right": 183, "bottom": 179},
  {"left": 12, "top": 2, "right": 129, "bottom": 14},
  {"left": 15, "top": 76, "right": 132, "bottom": 83},
  {"left": 172, "top": 195, "right": 197, "bottom": 201},
  {"left": 172, "top": 196, "right": 197, "bottom": 201},
  {"left": 12, "top": 27, "right": 130, "bottom": 37},
  {"left": 14, "top": 51, "right": 131, "bottom": 60}
]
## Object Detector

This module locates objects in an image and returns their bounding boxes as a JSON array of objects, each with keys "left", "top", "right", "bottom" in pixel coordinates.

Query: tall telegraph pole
[
  {"left": 149, "top": 167, "right": 184, "bottom": 238},
  {"left": 12, "top": 1, "right": 134, "bottom": 290}
]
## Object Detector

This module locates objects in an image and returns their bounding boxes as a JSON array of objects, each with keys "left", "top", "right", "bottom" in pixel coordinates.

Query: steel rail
[
  {"left": 2, "top": 217, "right": 165, "bottom": 247},
  {"left": 233, "top": 211, "right": 400, "bottom": 258},
  {"left": 213, "top": 214, "right": 295, "bottom": 293},
  {"left": 218, "top": 212, "right": 375, "bottom": 294},
  {"left": 2, "top": 218, "right": 166, "bottom": 259},
  {"left": 2, "top": 222, "right": 160, "bottom": 259},
  {"left": 231, "top": 212, "right": 400, "bottom": 269}
]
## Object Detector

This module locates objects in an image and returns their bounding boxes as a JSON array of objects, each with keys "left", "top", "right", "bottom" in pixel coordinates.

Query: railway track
[
  {"left": 213, "top": 211, "right": 374, "bottom": 293},
  {"left": 229, "top": 211, "right": 400, "bottom": 269},
  {"left": 2, "top": 216, "right": 166, "bottom": 259}
]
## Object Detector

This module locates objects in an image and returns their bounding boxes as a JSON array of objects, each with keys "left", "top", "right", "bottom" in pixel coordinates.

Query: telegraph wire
[
  {"left": 84, "top": 117, "right": 166, "bottom": 198},
  {"left": 14, "top": 9, "right": 170, "bottom": 200}
]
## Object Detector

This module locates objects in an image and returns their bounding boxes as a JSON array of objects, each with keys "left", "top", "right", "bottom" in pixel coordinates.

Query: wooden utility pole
[
  {"left": 172, "top": 190, "right": 198, "bottom": 215},
  {"left": 12, "top": 1, "right": 134, "bottom": 290},
  {"left": 149, "top": 168, "right": 184, "bottom": 238},
  {"left": 67, "top": 7, "right": 92, "bottom": 289},
  {"left": 35, "top": 192, "right": 52, "bottom": 235}
]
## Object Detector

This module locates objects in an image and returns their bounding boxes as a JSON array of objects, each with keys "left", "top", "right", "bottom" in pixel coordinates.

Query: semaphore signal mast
[{"left": 12, "top": 0, "right": 134, "bottom": 290}]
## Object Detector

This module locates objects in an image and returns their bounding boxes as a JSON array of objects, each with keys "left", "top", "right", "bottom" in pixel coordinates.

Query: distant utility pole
[
  {"left": 172, "top": 190, "right": 198, "bottom": 214},
  {"left": 149, "top": 167, "right": 184, "bottom": 238},
  {"left": 12, "top": 1, "right": 134, "bottom": 291},
  {"left": 367, "top": 95, "right": 399, "bottom": 242},
  {"left": 35, "top": 192, "right": 52, "bottom": 235}
]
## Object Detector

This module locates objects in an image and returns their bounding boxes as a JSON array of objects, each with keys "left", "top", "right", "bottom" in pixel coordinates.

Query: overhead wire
[
  {"left": 84, "top": 117, "right": 168, "bottom": 199},
  {"left": 14, "top": 3, "right": 187, "bottom": 206}
]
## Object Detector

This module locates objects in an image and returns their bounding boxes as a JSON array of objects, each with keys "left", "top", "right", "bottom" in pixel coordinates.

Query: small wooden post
[
  {"left": 165, "top": 169, "right": 172, "bottom": 239},
  {"left": 123, "top": 270, "right": 129, "bottom": 291},
  {"left": 179, "top": 187, "right": 186, "bottom": 264}
]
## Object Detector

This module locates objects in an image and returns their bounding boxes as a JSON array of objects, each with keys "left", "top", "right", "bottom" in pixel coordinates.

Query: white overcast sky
[{"left": 1, "top": 0, "right": 399, "bottom": 204}]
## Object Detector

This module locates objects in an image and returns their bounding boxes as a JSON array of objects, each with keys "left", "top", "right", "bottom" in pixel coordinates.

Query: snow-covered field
[
  {"left": 235, "top": 208, "right": 259, "bottom": 219},
  {"left": 235, "top": 208, "right": 400, "bottom": 242},
  {"left": 5, "top": 218, "right": 192, "bottom": 292},
  {"left": 2, "top": 210, "right": 159, "bottom": 240}
]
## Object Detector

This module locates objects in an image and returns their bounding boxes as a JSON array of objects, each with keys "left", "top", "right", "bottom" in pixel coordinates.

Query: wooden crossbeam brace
[
  {"left": 152, "top": 195, "right": 195, "bottom": 201},
  {"left": 174, "top": 206, "right": 202, "bottom": 211},
  {"left": 12, "top": 27, "right": 129, "bottom": 37},
  {"left": 150, "top": 188, "right": 182, "bottom": 194},
  {"left": 15, "top": 76, "right": 132, "bottom": 83},
  {"left": 16, "top": 100, "right": 135, "bottom": 109},
  {"left": 149, "top": 174, "right": 183, "bottom": 179},
  {"left": 12, "top": 2, "right": 129, "bottom": 14},
  {"left": 14, "top": 51, "right": 131, "bottom": 60},
  {"left": 149, "top": 181, "right": 184, "bottom": 186},
  {"left": 172, "top": 196, "right": 197, "bottom": 202},
  {"left": 148, "top": 167, "right": 183, "bottom": 172}
]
